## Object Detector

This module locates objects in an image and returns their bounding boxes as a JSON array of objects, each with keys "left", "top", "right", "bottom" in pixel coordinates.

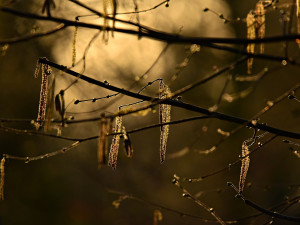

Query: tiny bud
[
  {"left": 281, "top": 60, "right": 287, "bottom": 66},
  {"left": 227, "top": 182, "right": 232, "bottom": 186},
  {"left": 235, "top": 194, "right": 242, "bottom": 199},
  {"left": 209, "top": 208, "right": 214, "bottom": 212},
  {"left": 251, "top": 120, "right": 257, "bottom": 126},
  {"left": 188, "top": 179, "right": 192, "bottom": 183},
  {"left": 171, "top": 178, "right": 177, "bottom": 184},
  {"left": 25, "top": 157, "right": 30, "bottom": 163},
  {"left": 246, "top": 182, "right": 252, "bottom": 188},
  {"left": 288, "top": 95, "right": 295, "bottom": 99},
  {"left": 266, "top": 101, "right": 274, "bottom": 107},
  {"left": 182, "top": 193, "right": 190, "bottom": 197},
  {"left": 258, "top": 142, "right": 263, "bottom": 147}
]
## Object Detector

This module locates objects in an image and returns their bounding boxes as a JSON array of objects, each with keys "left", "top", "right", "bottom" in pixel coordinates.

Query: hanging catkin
[
  {"left": 44, "top": 76, "right": 55, "bottom": 131},
  {"left": 108, "top": 116, "right": 122, "bottom": 169},
  {"left": 255, "top": 2, "right": 265, "bottom": 54},
  {"left": 72, "top": 20, "right": 78, "bottom": 67},
  {"left": 238, "top": 141, "right": 250, "bottom": 193},
  {"left": 246, "top": 11, "right": 256, "bottom": 74},
  {"left": 0, "top": 157, "right": 5, "bottom": 200},
  {"left": 36, "top": 63, "right": 51, "bottom": 130},
  {"left": 159, "top": 80, "right": 171, "bottom": 163}
]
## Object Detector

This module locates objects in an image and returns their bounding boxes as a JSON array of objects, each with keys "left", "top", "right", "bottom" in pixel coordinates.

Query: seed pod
[
  {"left": 55, "top": 90, "right": 65, "bottom": 127},
  {"left": 122, "top": 126, "right": 133, "bottom": 158}
]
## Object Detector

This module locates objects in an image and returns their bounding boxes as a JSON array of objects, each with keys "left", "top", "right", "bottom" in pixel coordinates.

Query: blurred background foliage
[{"left": 0, "top": 0, "right": 300, "bottom": 224}]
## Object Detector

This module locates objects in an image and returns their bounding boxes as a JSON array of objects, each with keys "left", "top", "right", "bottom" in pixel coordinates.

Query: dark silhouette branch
[
  {"left": 1, "top": 5, "right": 300, "bottom": 63},
  {"left": 39, "top": 58, "right": 300, "bottom": 139},
  {"left": 227, "top": 182, "right": 300, "bottom": 222}
]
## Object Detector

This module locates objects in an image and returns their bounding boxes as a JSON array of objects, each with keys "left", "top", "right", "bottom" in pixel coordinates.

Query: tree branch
[
  {"left": 2, "top": 6, "right": 300, "bottom": 47},
  {"left": 39, "top": 58, "right": 300, "bottom": 139},
  {"left": 227, "top": 182, "right": 300, "bottom": 222},
  {"left": 0, "top": 23, "right": 66, "bottom": 44}
]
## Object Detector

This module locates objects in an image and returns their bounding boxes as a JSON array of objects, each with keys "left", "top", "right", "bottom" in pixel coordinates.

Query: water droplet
[{"left": 209, "top": 208, "right": 214, "bottom": 212}]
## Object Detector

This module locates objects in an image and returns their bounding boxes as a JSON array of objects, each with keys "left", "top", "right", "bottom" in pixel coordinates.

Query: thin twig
[
  {"left": 185, "top": 135, "right": 278, "bottom": 182},
  {"left": 4, "top": 136, "right": 97, "bottom": 163},
  {"left": 108, "top": 189, "right": 237, "bottom": 224},
  {"left": 172, "top": 175, "right": 226, "bottom": 225},
  {"left": 227, "top": 182, "right": 300, "bottom": 222},
  {"left": 0, "top": 23, "right": 66, "bottom": 44}
]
